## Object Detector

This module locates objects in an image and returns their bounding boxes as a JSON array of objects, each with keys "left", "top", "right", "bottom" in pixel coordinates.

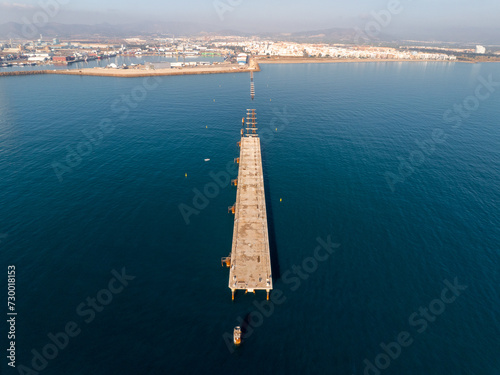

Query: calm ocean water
[{"left": 1, "top": 62, "right": 499, "bottom": 375}]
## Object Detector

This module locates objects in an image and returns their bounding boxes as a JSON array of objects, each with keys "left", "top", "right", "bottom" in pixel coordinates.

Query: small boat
[
  {"left": 233, "top": 326, "right": 242, "bottom": 346},
  {"left": 204, "top": 158, "right": 210, "bottom": 162}
]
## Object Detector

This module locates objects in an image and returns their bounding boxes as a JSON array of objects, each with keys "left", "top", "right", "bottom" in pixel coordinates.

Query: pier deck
[{"left": 227, "top": 125, "right": 272, "bottom": 299}]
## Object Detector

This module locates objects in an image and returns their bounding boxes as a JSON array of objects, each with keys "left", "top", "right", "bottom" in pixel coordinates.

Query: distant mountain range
[
  {"left": 261, "top": 28, "right": 393, "bottom": 44},
  {"left": 0, "top": 21, "right": 244, "bottom": 40},
  {"left": 276, "top": 26, "right": 500, "bottom": 45},
  {"left": 1, "top": 22, "right": 499, "bottom": 45},
  {"left": 0, "top": 22, "right": 395, "bottom": 44}
]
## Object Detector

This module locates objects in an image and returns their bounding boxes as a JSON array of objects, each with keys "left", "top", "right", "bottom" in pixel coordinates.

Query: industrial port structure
[{"left": 222, "top": 109, "right": 273, "bottom": 300}]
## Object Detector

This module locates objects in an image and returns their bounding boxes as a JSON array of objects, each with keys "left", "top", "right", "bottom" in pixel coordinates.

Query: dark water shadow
[
  {"left": 262, "top": 155, "right": 281, "bottom": 280},
  {"left": 240, "top": 313, "right": 252, "bottom": 338}
]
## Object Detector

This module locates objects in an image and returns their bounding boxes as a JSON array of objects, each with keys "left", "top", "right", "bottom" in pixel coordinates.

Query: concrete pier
[{"left": 225, "top": 110, "right": 272, "bottom": 300}]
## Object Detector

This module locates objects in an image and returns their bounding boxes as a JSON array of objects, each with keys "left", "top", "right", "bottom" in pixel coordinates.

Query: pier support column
[
  {"left": 231, "top": 289, "right": 235, "bottom": 301},
  {"left": 266, "top": 290, "right": 270, "bottom": 301}
]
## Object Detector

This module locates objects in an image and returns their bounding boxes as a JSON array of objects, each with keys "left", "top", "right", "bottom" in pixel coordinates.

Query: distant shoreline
[
  {"left": 2, "top": 57, "right": 498, "bottom": 79},
  {"left": 256, "top": 57, "right": 490, "bottom": 64}
]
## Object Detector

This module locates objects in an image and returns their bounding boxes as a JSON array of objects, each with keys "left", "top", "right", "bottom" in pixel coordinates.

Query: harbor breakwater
[{"left": 0, "top": 60, "right": 261, "bottom": 78}]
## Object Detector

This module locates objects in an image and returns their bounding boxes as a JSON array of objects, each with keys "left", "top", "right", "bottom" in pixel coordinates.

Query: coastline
[
  {"left": 2, "top": 56, "right": 498, "bottom": 79},
  {"left": 256, "top": 57, "right": 483, "bottom": 64}
]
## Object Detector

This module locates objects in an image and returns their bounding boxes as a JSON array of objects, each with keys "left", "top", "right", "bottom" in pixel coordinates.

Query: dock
[
  {"left": 250, "top": 71, "right": 255, "bottom": 100},
  {"left": 222, "top": 109, "right": 273, "bottom": 300}
]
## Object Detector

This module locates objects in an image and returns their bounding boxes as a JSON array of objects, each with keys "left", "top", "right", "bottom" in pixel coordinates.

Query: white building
[
  {"left": 145, "top": 62, "right": 171, "bottom": 70},
  {"left": 28, "top": 56, "right": 48, "bottom": 62},
  {"left": 237, "top": 53, "right": 248, "bottom": 64},
  {"left": 476, "top": 45, "right": 486, "bottom": 54}
]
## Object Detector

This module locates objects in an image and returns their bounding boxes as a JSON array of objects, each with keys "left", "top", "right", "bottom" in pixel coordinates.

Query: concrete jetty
[
  {"left": 222, "top": 109, "right": 273, "bottom": 300},
  {"left": 0, "top": 59, "right": 260, "bottom": 79}
]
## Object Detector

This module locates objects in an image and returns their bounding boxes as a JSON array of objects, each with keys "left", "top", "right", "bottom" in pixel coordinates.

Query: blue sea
[{"left": 1, "top": 61, "right": 499, "bottom": 375}]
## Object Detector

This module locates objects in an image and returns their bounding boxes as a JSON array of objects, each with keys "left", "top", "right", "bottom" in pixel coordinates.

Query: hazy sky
[{"left": 1, "top": 0, "right": 500, "bottom": 34}]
